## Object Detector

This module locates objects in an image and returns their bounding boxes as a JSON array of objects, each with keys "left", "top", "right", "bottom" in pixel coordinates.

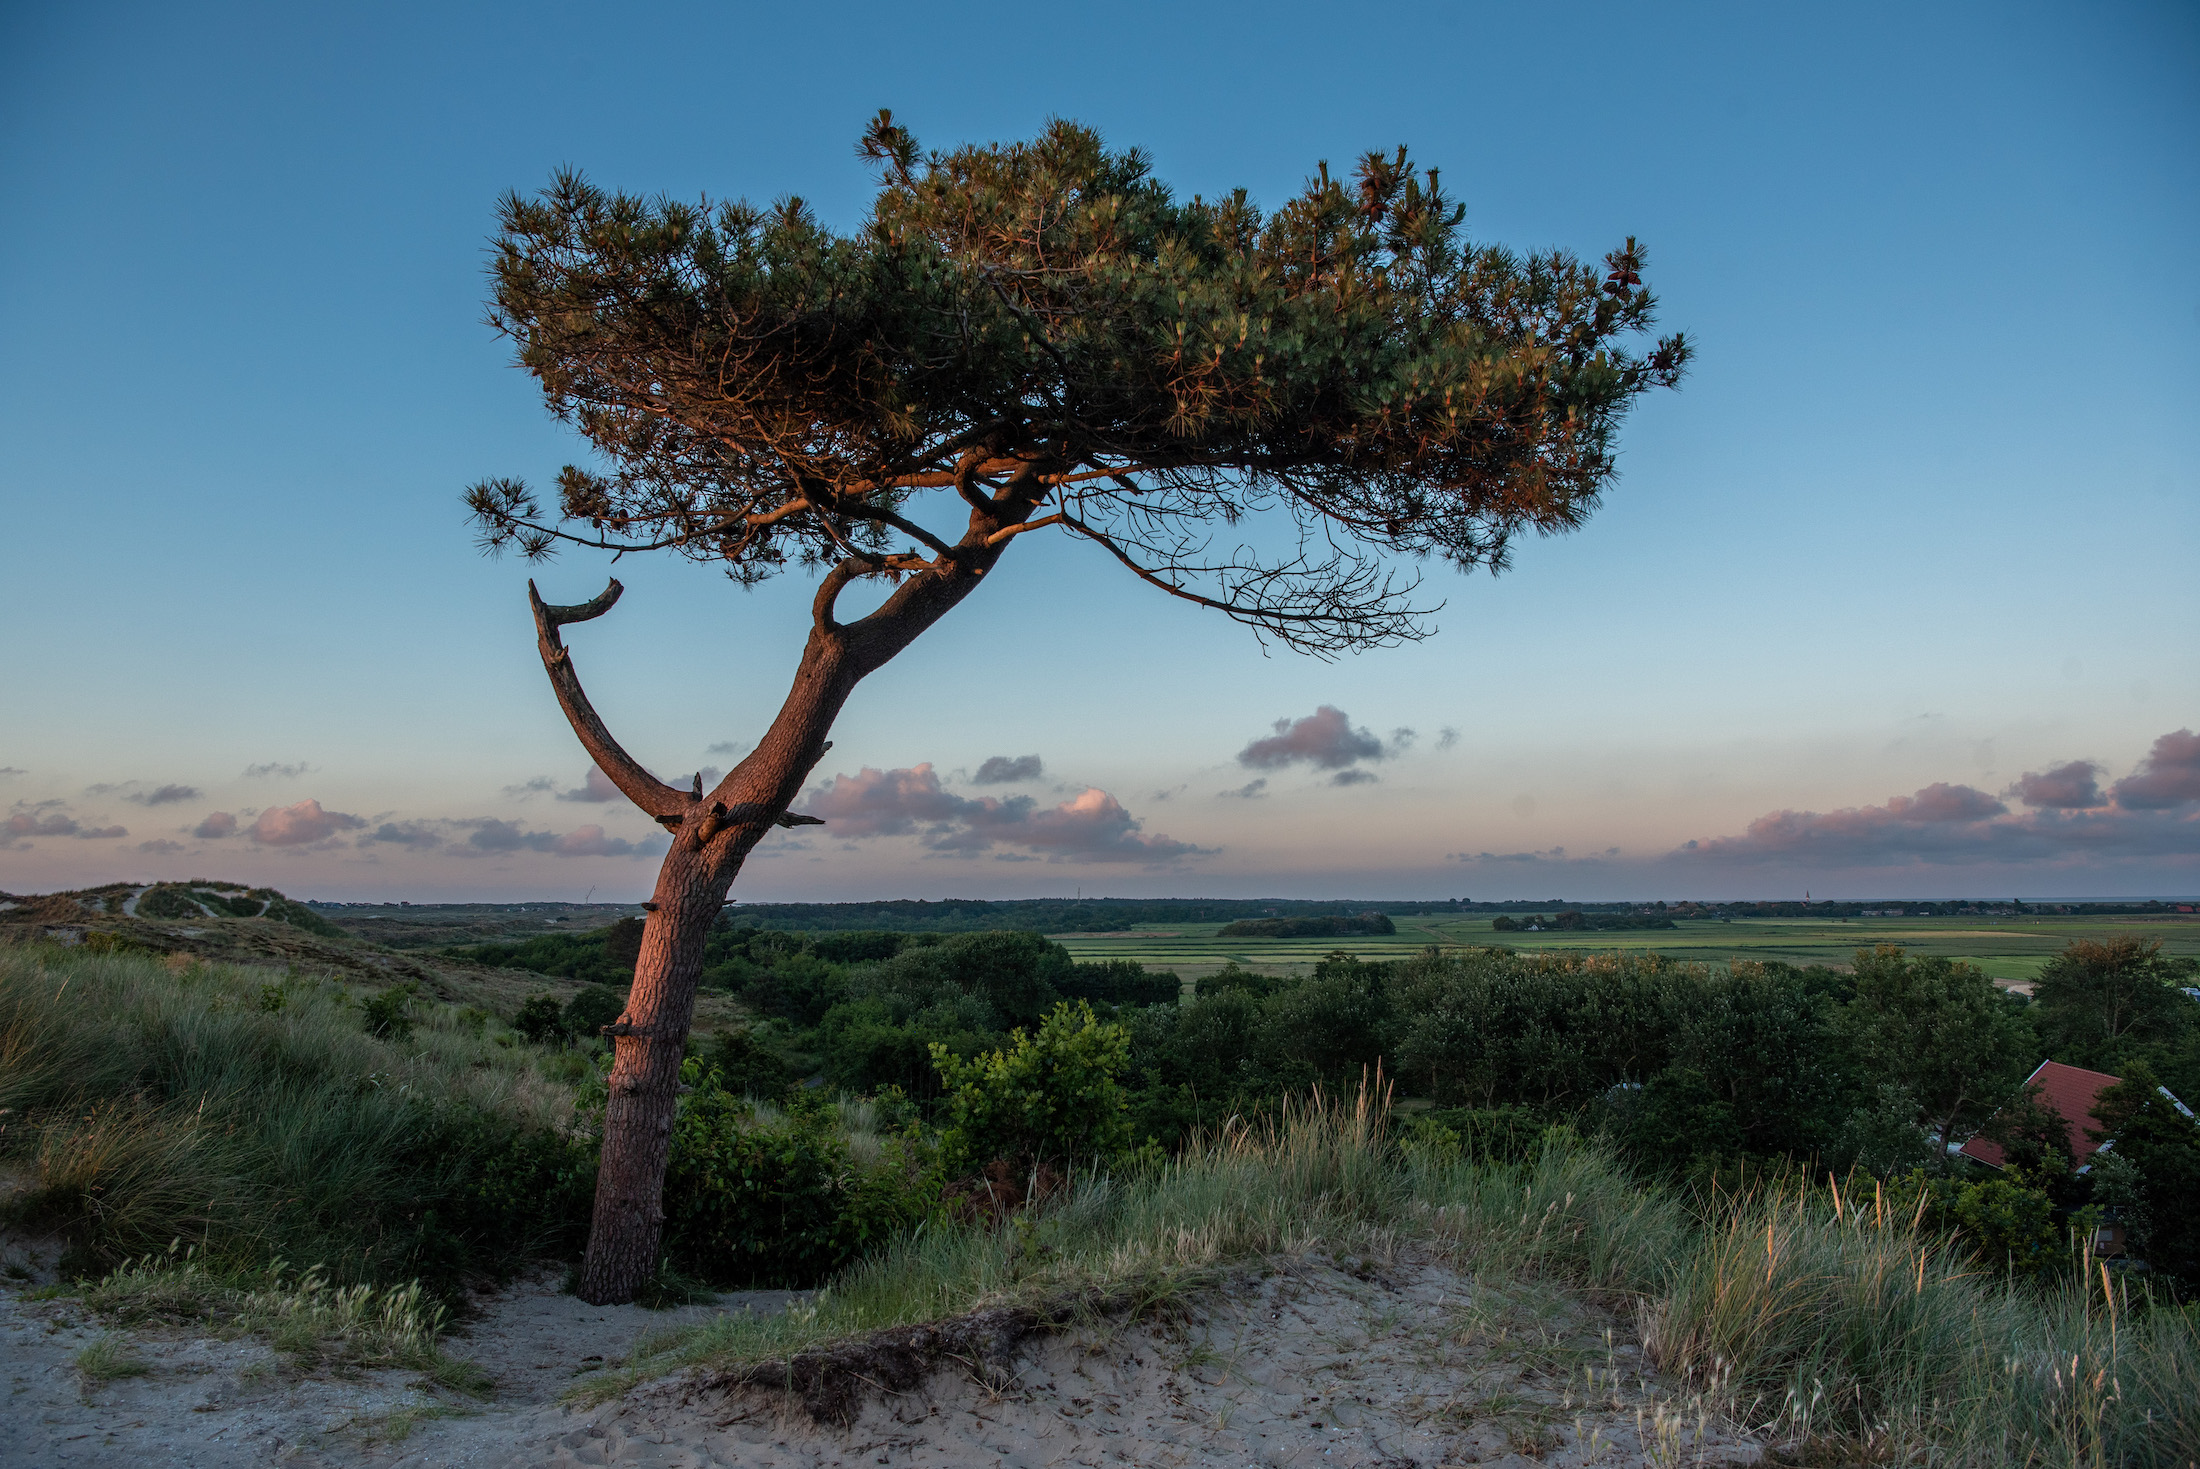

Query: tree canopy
[{"left": 470, "top": 112, "right": 1687, "bottom": 654}]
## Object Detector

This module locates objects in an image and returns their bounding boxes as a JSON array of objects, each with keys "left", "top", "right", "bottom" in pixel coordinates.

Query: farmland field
[{"left": 1051, "top": 911, "right": 2200, "bottom": 985}]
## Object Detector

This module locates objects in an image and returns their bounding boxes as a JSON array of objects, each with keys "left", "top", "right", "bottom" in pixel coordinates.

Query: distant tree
[
  {"left": 469, "top": 114, "right": 1688, "bottom": 1301},
  {"left": 2031, "top": 936, "right": 2196, "bottom": 1073},
  {"left": 1839, "top": 946, "right": 2029, "bottom": 1162}
]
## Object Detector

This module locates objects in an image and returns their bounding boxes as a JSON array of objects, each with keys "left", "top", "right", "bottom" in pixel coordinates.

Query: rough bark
[{"left": 559, "top": 493, "right": 1029, "bottom": 1305}]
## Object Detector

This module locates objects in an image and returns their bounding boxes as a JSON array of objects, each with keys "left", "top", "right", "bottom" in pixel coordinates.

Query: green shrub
[
  {"left": 513, "top": 994, "right": 565, "bottom": 1043},
  {"left": 360, "top": 982, "right": 418, "bottom": 1041},
  {"left": 702, "top": 1025, "right": 792, "bottom": 1098},
  {"left": 659, "top": 1064, "right": 926, "bottom": 1287},
  {"left": 561, "top": 984, "right": 626, "bottom": 1038},
  {"left": 931, "top": 1001, "right": 1131, "bottom": 1175}
]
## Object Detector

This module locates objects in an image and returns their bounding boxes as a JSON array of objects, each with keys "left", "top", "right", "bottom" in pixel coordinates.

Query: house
[
  {"left": 1959, "top": 1060, "right": 2197, "bottom": 1258},
  {"left": 1958, "top": 1060, "right": 2122, "bottom": 1171}
]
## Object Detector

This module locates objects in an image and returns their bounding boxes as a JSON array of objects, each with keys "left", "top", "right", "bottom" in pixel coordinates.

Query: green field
[{"left": 1053, "top": 911, "right": 2200, "bottom": 987}]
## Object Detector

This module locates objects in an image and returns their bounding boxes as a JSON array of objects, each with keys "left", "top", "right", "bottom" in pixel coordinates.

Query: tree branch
[{"left": 527, "top": 579, "right": 687, "bottom": 816}]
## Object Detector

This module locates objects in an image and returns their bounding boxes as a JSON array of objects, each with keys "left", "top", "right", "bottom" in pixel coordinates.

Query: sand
[{"left": 3, "top": 1248, "right": 1761, "bottom": 1468}]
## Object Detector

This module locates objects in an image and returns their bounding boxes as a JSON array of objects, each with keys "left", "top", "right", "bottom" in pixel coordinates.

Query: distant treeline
[
  {"left": 1492, "top": 910, "right": 1676, "bottom": 932},
  {"left": 1216, "top": 913, "right": 1396, "bottom": 938},
  {"left": 719, "top": 898, "right": 1441, "bottom": 933}
]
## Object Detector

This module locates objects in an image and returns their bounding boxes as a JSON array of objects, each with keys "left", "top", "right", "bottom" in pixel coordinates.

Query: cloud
[
  {"left": 1330, "top": 769, "right": 1380, "bottom": 787},
  {"left": 1219, "top": 778, "right": 1269, "bottom": 799},
  {"left": 363, "top": 821, "right": 442, "bottom": 849},
  {"left": 248, "top": 799, "right": 365, "bottom": 847},
  {"left": 138, "top": 838, "right": 186, "bottom": 855},
  {"left": 3, "top": 804, "right": 126, "bottom": 841},
  {"left": 1436, "top": 727, "right": 1460, "bottom": 751},
  {"left": 973, "top": 755, "right": 1044, "bottom": 785},
  {"left": 804, "top": 763, "right": 1211, "bottom": 865},
  {"left": 130, "top": 783, "right": 202, "bottom": 807},
  {"left": 556, "top": 766, "right": 623, "bottom": 803},
  {"left": 243, "top": 762, "right": 313, "bottom": 779},
  {"left": 705, "top": 741, "right": 746, "bottom": 756},
  {"left": 502, "top": 776, "right": 558, "bottom": 799},
  {"left": 194, "top": 811, "right": 238, "bottom": 839},
  {"left": 1679, "top": 731, "right": 2200, "bottom": 867},
  {"left": 1388, "top": 727, "right": 1418, "bottom": 752},
  {"left": 454, "top": 818, "right": 664, "bottom": 859},
  {"left": 5, "top": 811, "right": 83, "bottom": 839},
  {"left": 2110, "top": 729, "right": 2200, "bottom": 810},
  {"left": 2008, "top": 760, "right": 2106, "bottom": 810},
  {"left": 1237, "top": 706, "right": 1390, "bottom": 773},
  {"left": 0, "top": 767, "right": 23, "bottom": 778}
]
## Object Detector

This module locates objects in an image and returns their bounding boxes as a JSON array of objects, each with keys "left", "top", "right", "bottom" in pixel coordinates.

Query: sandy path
[{"left": 3, "top": 1253, "right": 1759, "bottom": 1468}]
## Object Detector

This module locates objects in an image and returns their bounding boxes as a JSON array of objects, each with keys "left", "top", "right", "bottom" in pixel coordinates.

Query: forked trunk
[
  {"left": 570, "top": 638, "right": 845, "bottom": 1305},
  {"left": 548, "top": 527, "right": 1012, "bottom": 1305}
]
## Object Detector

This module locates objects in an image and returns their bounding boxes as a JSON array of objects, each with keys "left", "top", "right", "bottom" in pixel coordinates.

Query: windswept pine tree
[{"left": 470, "top": 113, "right": 1689, "bottom": 1302}]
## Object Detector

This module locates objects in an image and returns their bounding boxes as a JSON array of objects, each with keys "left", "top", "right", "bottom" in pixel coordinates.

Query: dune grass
[
  {"left": 608, "top": 1091, "right": 2198, "bottom": 1467},
  {"left": 9, "top": 944, "right": 2196, "bottom": 1464},
  {"left": 0, "top": 943, "right": 583, "bottom": 1289}
]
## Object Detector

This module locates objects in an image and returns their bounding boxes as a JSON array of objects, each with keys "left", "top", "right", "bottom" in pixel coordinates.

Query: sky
[{"left": 2, "top": 0, "right": 2195, "bottom": 904}]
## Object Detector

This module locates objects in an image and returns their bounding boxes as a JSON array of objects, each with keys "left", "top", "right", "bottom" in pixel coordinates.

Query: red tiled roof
[{"left": 1959, "top": 1060, "right": 2122, "bottom": 1169}]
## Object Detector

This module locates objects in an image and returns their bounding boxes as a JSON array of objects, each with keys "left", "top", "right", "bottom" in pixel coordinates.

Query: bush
[
  {"left": 513, "top": 994, "right": 565, "bottom": 1044},
  {"left": 931, "top": 1001, "right": 1132, "bottom": 1175},
  {"left": 702, "top": 1025, "right": 792, "bottom": 1098},
  {"left": 562, "top": 984, "right": 626, "bottom": 1039},
  {"left": 659, "top": 1063, "right": 930, "bottom": 1287},
  {"left": 360, "top": 982, "right": 418, "bottom": 1042}
]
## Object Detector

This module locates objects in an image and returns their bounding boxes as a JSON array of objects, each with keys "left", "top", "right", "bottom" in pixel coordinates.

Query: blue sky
[{"left": 2, "top": 0, "right": 2194, "bottom": 902}]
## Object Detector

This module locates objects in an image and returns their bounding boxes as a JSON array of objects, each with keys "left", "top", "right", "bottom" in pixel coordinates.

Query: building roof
[{"left": 1959, "top": 1060, "right": 2123, "bottom": 1170}]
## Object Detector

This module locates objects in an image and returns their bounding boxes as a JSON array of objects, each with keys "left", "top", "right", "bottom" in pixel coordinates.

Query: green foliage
[
  {"left": 561, "top": 983, "right": 626, "bottom": 1039},
  {"left": 1056, "top": 958, "right": 1180, "bottom": 1007},
  {"left": 931, "top": 1002, "right": 1132, "bottom": 1175},
  {"left": 1840, "top": 946, "right": 2030, "bottom": 1156},
  {"left": 659, "top": 1062, "right": 930, "bottom": 1287},
  {"left": 2033, "top": 936, "right": 2199, "bottom": 1098},
  {"left": 475, "top": 118, "right": 1685, "bottom": 655},
  {"left": 1216, "top": 913, "right": 1394, "bottom": 939},
  {"left": 513, "top": 994, "right": 564, "bottom": 1043},
  {"left": 1882, "top": 1169, "right": 2072, "bottom": 1284},
  {"left": 701, "top": 1025, "right": 791, "bottom": 1099},
  {"left": 2088, "top": 1063, "right": 2200, "bottom": 1285},
  {"left": 360, "top": 982, "right": 419, "bottom": 1042},
  {"left": 451, "top": 921, "right": 639, "bottom": 987}
]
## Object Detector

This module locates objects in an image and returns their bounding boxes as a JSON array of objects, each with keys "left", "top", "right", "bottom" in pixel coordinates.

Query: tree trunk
[{"left": 565, "top": 526, "right": 1013, "bottom": 1304}]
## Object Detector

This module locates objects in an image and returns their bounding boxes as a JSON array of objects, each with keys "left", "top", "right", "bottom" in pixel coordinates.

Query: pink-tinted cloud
[
  {"left": 248, "top": 799, "right": 365, "bottom": 847},
  {"left": 1238, "top": 706, "right": 1389, "bottom": 771},
  {"left": 194, "top": 811, "right": 238, "bottom": 839},
  {"left": 1680, "top": 731, "right": 2200, "bottom": 867},
  {"left": 4, "top": 803, "right": 126, "bottom": 842},
  {"left": 973, "top": 755, "right": 1044, "bottom": 785},
  {"left": 2110, "top": 729, "right": 2200, "bottom": 810},
  {"left": 805, "top": 763, "right": 1210, "bottom": 864},
  {"left": 805, "top": 764, "right": 972, "bottom": 837},
  {"left": 2009, "top": 760, "right": 2106, "bottom": 810}
]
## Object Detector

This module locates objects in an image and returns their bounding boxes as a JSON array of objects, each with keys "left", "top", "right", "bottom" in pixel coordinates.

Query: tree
[
  {"left": 469, "top": 114, "right": 1688, "bottom": 1302},
  {"left": 1839, "top": 946, "right": 2029, "bottom": 1162},
  {"left": 2031, "top": 936, "right": 2196, "bottom": 1073}
]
